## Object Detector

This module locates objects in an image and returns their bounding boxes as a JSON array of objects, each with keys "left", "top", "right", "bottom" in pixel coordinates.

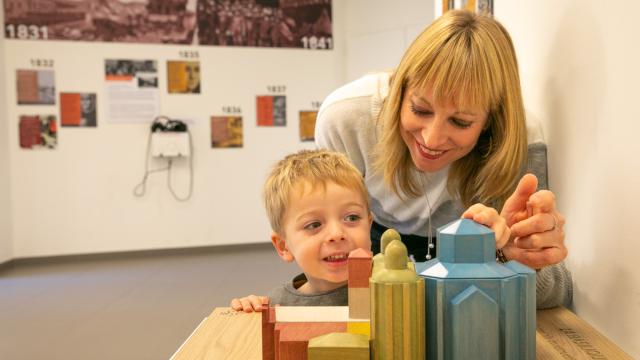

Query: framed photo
[
  {"left": 442, "top": 0, "right": 493, "bottom": 15},
  {"left": 299, "top": 111, "right": 317, "bottom": 142},
  {"left": 211, "top": 116, "right": 243, "bottom": 148},
  {"left": 256, "top": 95, "right": 286, "bottom": 127}
]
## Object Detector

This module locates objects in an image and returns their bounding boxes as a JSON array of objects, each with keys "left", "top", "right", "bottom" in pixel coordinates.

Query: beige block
[
  {"left": 276, "top": 306, "right": 349, "bottom": 323},
  {"left": 348, "top": 287, "right": 370, "bottom": 319}
]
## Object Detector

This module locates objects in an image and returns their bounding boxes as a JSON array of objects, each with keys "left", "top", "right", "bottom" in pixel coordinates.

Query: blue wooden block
[{"left": 416, "top": 219, "right": 536, "bottom": 360}]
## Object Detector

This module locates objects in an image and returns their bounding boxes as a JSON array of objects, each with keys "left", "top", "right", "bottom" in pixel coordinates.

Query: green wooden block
[{"left": 307, "top": 332, "right": 369, "bottom": 360}]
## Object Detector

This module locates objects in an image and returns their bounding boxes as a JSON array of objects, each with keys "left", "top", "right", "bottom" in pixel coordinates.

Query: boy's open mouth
[{"left": 323, "top": 253, "right": 348, "bottom": 262}]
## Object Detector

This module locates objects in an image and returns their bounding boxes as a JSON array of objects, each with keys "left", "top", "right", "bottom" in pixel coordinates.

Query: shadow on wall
[
  {"left": 542, "top": 3, "right": 604, "bottom": 250},
  {"left": 542, "top": 1, "right": 635, "bottom": 348}
]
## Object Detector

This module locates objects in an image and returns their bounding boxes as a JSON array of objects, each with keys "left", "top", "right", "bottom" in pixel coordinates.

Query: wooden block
[
  {"left": 348, "top": 287, "right": 370, "bottom": 319},
  {"left": 536, "top": 307, "right": 634, "bottom": 359},
  {"left": 348, "top": 248, "right": 372, "bottom": 288},
  {"left": 308, "top": 332, "right": 369, "bottom": 360},
  {"left": 346, "top": 321, "right": 370, "bottom": 337},
  {"left": 262, "top": 298, "right": 275, "bottom": 360},
  {"left": 370, "top": 240, "right": 425, "bottom": 360},
  {"left": 171, "top": 308, "right": 261, "bottom": 360},
  {"left": 275, "top": 306, "right": 349, "bottom": 323},
  {"left": 277, "top": 322, "right": 348, "bottom": 360}
]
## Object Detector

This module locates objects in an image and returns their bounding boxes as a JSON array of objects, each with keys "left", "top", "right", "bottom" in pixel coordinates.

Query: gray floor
[{"left": 0, "top": 243, "right": 298, "bottom": 360}]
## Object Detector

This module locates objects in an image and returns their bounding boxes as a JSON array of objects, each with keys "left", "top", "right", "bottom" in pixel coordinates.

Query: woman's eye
[
  {"left": 451, "top": 118, "right": 472, "bottom": 129},
  {"left": 304, "top": 222, "right": 321, "bottom": 230},
  {"left": 345, "top": 214, "right": 361, "bottom": 222},
  {"left": 410, "top": 104, "right": 432, "bottom": 117}
]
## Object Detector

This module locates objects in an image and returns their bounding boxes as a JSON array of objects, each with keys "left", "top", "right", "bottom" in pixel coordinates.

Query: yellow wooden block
[{"left": 347, "top": 321, "right": 370, "bottom": 337}]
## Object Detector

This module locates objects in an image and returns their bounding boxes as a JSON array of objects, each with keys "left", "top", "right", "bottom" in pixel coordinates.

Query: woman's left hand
[
  {"left": 462, "top": 204, "right": 511, "bottom": 250},
  {"left": 500, "top": 174, "right": 567, "bottom": 269}
]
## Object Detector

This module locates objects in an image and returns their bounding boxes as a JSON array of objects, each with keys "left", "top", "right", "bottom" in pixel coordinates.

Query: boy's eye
[
  {"left": 304, "top": 221, "right": 321, "bottom": 231},
  {"left": 345, "top": 214, "right": 361, "bottom": 222},
  {"left": 450, "top": 117, "right": 472, "bottom": 129}
]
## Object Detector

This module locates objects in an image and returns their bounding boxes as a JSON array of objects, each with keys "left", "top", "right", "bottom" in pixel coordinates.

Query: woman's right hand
[
  {"left": 230, "top": 295, "right": 267, "bottom": 313},
  {"left": 462, "top": 203, "right": 511, "bottom": 250}
]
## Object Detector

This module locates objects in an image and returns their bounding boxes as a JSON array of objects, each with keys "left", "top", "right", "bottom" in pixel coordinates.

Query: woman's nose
[{"left": 422, "top": 117, "right": 448, "bottom": 148}]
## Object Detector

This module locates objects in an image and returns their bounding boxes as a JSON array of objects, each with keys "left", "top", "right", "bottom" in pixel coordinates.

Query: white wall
[
  {"left": 344, "top": 0, "right": 434, "bottom": 81},
  {"left": 0, "top": 6, "right": 13, "bottom": 263},
  {"left": 495, "top": 1, "right": 640, "bottom": 357},
  {"left": 3, "top": 2, "right": 346, "bottom": 258}
]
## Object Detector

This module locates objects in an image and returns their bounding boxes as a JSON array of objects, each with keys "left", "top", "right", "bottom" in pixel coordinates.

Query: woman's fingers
[
  {"left": 514, "top": 247, "right": 568, "bottom": 269},
  {"left": 514, "top": 225, "right": 565, "bottom": 250},
  {"left": 462, "top": 204, "right": 511, "bottom": 249},
  {"left": 510, "top": 212, "right": 559, "bottom": 238}
]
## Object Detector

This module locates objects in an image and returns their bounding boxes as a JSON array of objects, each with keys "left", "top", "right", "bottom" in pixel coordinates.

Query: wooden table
[{"left": 171, "top": 306, "right": 632, "bottom": 360}]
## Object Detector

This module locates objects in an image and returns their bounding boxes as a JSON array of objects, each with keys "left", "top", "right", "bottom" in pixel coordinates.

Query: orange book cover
[
  {"left": 299, "top": 111, "right": 317, "bottom": 141},
  {"left": 60, "top": 93, "right": 82, "bottom": 126},
  {"left": 16, "top": 70, "right": 39, "bottom": 104},
  {"left": 257, "top": 96, "right": 274, "bottom": 126}
]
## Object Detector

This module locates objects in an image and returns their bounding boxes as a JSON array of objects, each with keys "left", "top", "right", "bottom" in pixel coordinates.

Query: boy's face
[{"left": 272, "top": 181, "right": 372, "bottom": 294}]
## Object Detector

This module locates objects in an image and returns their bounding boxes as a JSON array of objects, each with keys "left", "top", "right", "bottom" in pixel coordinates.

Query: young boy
[{"left": 230, "top": 149, "right": 373, "bottom": 312}]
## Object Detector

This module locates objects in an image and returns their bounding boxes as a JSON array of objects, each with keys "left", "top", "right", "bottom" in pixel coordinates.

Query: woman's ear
[{"left": 271, "top": 232, "right": 294, "bottom": 262}]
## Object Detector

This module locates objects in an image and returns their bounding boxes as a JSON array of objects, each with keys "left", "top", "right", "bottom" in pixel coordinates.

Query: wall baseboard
[
  {"left": 0, "top": 258, "right": 15, "bottom": 273},
  {"left": 0, "top": 242, "right": 272, "bottom": 273}
]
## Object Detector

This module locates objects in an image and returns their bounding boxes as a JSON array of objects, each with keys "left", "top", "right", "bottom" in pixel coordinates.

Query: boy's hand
[
  {"left": 230, "top": 295, "right": 268, "bottom": 313},
  {"left": 462, "top": 204, "right": 511, "bottom": 250}
]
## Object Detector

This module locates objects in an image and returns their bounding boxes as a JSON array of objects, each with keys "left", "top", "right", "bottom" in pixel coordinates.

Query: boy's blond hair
[
  {"left": 264, "top": 149, "right": 369, "bottom": 235},
  {"left": 373, "top": 10, "right": 527, "bottom": 209}
]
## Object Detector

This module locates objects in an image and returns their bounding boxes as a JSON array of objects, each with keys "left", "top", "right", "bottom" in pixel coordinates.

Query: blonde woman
[{"left": 315, "top": 10, "right": 571, "bottom": 308}]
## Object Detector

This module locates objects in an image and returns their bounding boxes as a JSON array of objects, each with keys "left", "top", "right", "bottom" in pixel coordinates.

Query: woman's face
[{"left": 399, "top": 87, "right": 488, "bottom": 173}]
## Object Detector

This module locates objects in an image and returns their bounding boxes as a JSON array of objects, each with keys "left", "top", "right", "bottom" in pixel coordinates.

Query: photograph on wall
[
  {"left": 19, "top": 114, "right": 57, "bottom": 149},
  {"left": 3, "top": 0, "right": 197, "bottom": 44},
  {"left": 298, "top": 110, "right": 317, "bottom": 142},
  {"left": 442, "top": 0, "right": 493, "bottom": 15},
  {"left": 3, "top": 0, "right": 332, "bottom": 49},
  {"left": 256, "top": 95, "right": 286, "bottom": 126},
  {"left": 60, "top": 93, "right": 97, "bottom": 127},
  {"left": 167, "top": 61, "right": 200, "bottom": 94},
  {"left": 211, "top": 116, "right": 243, "bottom": 148},
  {"left": 105, "top": 59, "right": 159, "bottom": 123},
  {"left": 196, "top": 0, "right": 332, "bottom": 49},
  {"left": 16, "top": 69, "right": 55, "bottom": 105}
]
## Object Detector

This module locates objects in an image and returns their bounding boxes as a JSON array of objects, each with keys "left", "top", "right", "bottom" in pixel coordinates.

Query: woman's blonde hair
[
  {"left": 373, "top": 10, "right": 527, "bottom": 209},
  {"left": 264, "top": 149, "right": 370, "bottom": 235}
]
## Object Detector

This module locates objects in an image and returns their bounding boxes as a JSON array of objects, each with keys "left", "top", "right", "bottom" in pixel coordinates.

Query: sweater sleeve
[
  {"left": 536, "top": 262, "right": 573, "bottom": 308},
  {"left": 315, "top": 96, "right": 372, "bottom": 175}
]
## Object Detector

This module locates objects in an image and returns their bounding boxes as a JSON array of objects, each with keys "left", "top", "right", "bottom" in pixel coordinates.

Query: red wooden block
[
  {"left": 348, "top": 248, "right": 373, "bottom": 288},
  {"left": 275, "top": 322, "right": 347, "bottom": 360},
  {"left": 262, "top": 298, "right": 275, "bottom": 360}
]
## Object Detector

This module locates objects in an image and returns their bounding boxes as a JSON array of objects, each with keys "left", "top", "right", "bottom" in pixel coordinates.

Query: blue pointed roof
[
  {"left": 437, "top": 219, "right": 495, "bottom": 263},
  {"left": 439, "top": 218, "right": 494, "bottom": 236}
]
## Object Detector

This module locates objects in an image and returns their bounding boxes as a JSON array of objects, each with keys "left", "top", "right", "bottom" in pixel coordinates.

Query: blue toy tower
[{"left": 416, "top": 219, "right": 536, "bottom": 360}]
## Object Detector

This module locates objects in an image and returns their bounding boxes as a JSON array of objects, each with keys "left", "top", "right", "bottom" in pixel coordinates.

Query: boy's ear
[
  {"left": 368, "top": 211, "right": 374, "bottom": 226},
  {"left": 271, "top": 232, "right": 294, "bottom": 263}
]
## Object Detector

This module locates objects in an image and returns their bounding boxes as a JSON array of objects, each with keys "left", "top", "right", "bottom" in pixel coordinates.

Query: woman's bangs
[{"left": 409, "top": 33, "right": 501, "bottom": 113}]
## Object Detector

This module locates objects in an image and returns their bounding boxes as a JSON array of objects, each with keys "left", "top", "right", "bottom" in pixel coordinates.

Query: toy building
[
  {"left": 417, "top": 219, "right": 536, "bottom": 359},
  {"left": 260, "top": 219, "right": 536, "bottom": 360},
  {"left": 370, "top": 239, "right": 425, "bottom": 359}
]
